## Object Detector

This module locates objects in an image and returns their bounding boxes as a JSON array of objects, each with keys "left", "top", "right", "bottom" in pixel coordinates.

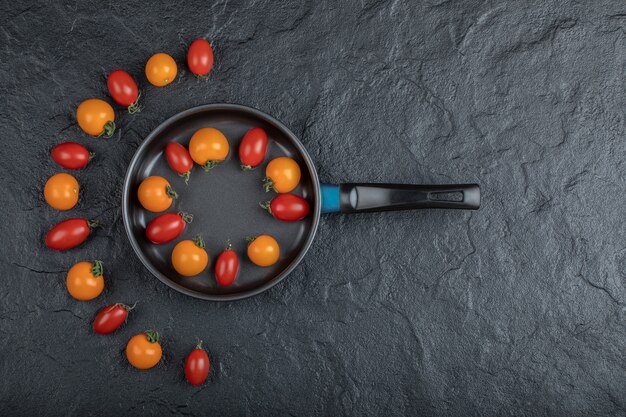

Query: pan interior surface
[{"left": 123, "top": 105, "right": 320, "bottom": 300}]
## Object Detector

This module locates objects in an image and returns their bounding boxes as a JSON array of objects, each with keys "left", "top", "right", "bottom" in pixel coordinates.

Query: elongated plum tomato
[
  {"left": 247, "top": 235, "right": 280, "bottom": 267},
  {"left": 126, "top": 330, "right": 162, "bottom": 369},
  {"left": 239, "top": 127, "right": 268, "bottom": 171},
  {"left": 51, "top": 142, "right": 93, "bottom": 170},
  {"left": 165, "top": 142, "right": 193, "bottom": 183},
  {"left": 44, "top": 173, "right": 79, "bottom": 211},
  {"left": 137, "top": 176, "right": 178, "bottom": 212},
  {"left": 66, "top": 260, "right": 104, "bottom": 300},
  {"left": 264, "top": 157, "right": 301, "bottom": 193},
  {"left": 145, "top": 53, "right": 177, "bottom": 87},
  {"left": 262, "top": 194, "right": 309, "bottom": 222},
  {"left": 215, "top": 244, "right": 239, "bottom": 286},
  {"left": 76, "top": 98, "right": 115, "bottom": 137},
  {"left": 107, "top": 70, "right": 141, "bottom": 113},
  {"left": 187, "top": 39, "right": 214, "bottom": 77},
  {"left": 172, "top": 235, "right": 209, "bottom": 277},
  {"left": 46, "top": 218, "right": 98, "bottom": 250},
  {"left": 93, "top": 303, "right": 134, "bottom": 334},
  {"left": 146, "top": 212, "right": 193, "bottom": 244},
  {"left": 185, "top": 340, "right": 210, "bottom": 385},
  {"left": 189, "top": 127, "right": 230, "bottom": 171}
]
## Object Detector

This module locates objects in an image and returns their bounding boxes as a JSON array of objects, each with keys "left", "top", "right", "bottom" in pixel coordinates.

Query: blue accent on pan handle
[{"left": 320, "top": 183, "right": 480, "bottom": 214}]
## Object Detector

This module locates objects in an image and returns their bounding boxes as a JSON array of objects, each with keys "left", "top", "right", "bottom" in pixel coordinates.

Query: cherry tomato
[
  {"left": 138, "top": 176, "right": 177, "bottom": 212},
  {"left": 146, "top": 212, "right": 193, "bottom": 244},
  {"left": 46, "top": 218, "right": 98, "bottom": 250},
  {"left": 239, "top": 127, "right": 268, "bottom": 171},
  {"left": 76, "top": 98, "right": 115, "bottom": 137},
  {"left": 215, "top": 244, "right": 239, "bottom": 286},
  {"left": 44, "top": 173, "right": 79, "bottom": 211},
  {"left": 184, "top": 340, "right": 210, "bottom": 385},
  {"left": 189, "top": 127, "right": 230, "bottom": 171},
  {"left": 51, "top": 142, "right": 93, "bottom": 170},
  {"left": 247, "top": 235, "right": 280, "bottom": 267},
  {"left": 187, "top": 39, "right": 214, "bottom": 77},
  {"left": 172, "top": 235, "right": 209, "bottom": 276},
  {"left": 165, "top": 142, "right": 193, "bottom": 183},
  {"left": 126, "top": 330, "right": 162, "bottom": 369},
  {"left": 93, "top": 303, "right": 134, "bottom": 334},
  {"left": 107, "top": 70, "right": 141, "bottom": 113},
  {"left": 145, "top": 53, "right": 177, "bottom": 87},
  {"left": 264, "top": 157, "right": 301, "bottom": 193},
  {"left": 66, "top": 260, "right": 104, "bottom": 300},
  {"left": 262, "top": 194, "right": 309, "bottom": 222}
]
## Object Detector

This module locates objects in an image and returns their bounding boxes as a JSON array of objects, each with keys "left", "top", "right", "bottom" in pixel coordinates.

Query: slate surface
[{"left": 0, "top": 0, "right": 625, "bottom": 416}]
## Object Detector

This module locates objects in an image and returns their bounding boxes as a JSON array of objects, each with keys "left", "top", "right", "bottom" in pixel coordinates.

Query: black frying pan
[{"left": 122, "top": 104, "right": 480, "bottom": 301}]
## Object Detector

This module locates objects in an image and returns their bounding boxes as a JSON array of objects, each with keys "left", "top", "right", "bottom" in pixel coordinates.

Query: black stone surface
[{"left": 0, "top": 0, "right": 625, "bottom": 416}]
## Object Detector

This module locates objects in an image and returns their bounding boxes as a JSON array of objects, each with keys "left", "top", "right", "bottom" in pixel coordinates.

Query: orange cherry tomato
[
  {"left": 137, "top": 176, "right": 177, "bottom": 212},
  {"left": 145, "top": 53, "right": 177, "bottom": 87},
  {"left": 44, "top": 173, "right": 79, "bottom": 210},
  {"left": 76, "top": 99, "right": 115, "bottom": 137},
  {"left": 126, "top": 330, "right": 162, "bottom": 369},
  {"left": 188, "top": 127, "right": 230, "bottom": 171},
  {"left": 247, "top": 235, "right": 280, "bottom": 267},
  {"left": 66, "top": 260, "right": 104, "bottom": 300},
  {"left": 172, "top": 235, "right": 209, "bottom": 276},
  {"left": 264, "top": 157, "right": 301, "bottom": 193}
]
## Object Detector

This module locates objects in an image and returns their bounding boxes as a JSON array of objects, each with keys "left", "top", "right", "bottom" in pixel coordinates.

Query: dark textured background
[{"left": 1, "top": 0, "right": 625, "bottom": 416}]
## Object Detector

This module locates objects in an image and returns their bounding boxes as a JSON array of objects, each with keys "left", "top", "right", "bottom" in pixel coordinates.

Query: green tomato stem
[
  {"left": 166, "top": 185, "right": 178, "bottom": 199},
  {"left": 145, "top": 330, "right": 159, "bottom": 344},
  {"left": 193, "top": 234, "right": 205, "bottom": 249},
  {"left": 99, "top": 121, "right": 116, "bottom": 138},
  {"left": 92, "top": 260, "right": 104, "bottom": 277}
]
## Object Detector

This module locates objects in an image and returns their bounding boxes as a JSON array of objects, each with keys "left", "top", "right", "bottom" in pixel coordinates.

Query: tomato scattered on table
[
  {"left": 262, "top": 194, "right": 309, "bottom": 222},
  {"left": 51, "top": 142, "right": 93, "bottom": 170},
  {"left": 93, "top": 303, "right": 134, "bottom": 334},
  {"left": 189, "top": 127, "right": 230, "bottom": 171},
  {"left": 239, "top": 127, "right": 268, "bottom": 171},
  {"left": 264, "top": 157, "right": 301, "bottom": 193},
  {"left": 146, "top": 212, "right": 193, "bottom": 244},
  {"left": 145, "top": 53, "right": 177, "bottom": 87},
  {"left": 137, "top": 176, "right": 178, "bottom": 212},
  {"left": 172, "top": 235, "right": 209, "bottom": 277},
  {"left": 76, "top": 98, "right": 115, "bottom": 137},
  {"left": 247, "top": 235, "right": 280, "bottom": 267},
  {"left": 215, "top": 243, "right": 239, "bottom": 286},
  {"left": 184, "top": 340, "right": 210, "bottom": 385},
  {"left": 165, "top": 142, "right": 193, "bottom": 183},
  {"left": 126, "top": 330, "right": 162, "bottom": 369},
  {"left": 66, "top": 260, "right": 104, "bottom": 301},
  {"left": 187, "top": 39, "right": 214, "bottom": 77},
  {"left": 44, "top": 173, "right": 79, "bottom": 211},
  {"left": 107, "top": 70, "right": 141, "bottom": 113},
  {"left": 46, "top": 218, "right": 98, "bottom": 250}
]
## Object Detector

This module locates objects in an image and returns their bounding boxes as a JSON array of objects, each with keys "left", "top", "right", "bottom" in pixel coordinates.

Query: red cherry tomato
[
  {"left": 184, "top": 341, "right": 210, "bottom": 385},
  {"left": 165, "top": 143, "right": 193, "bottom": 183},
  {"left": 262, "top": 194, "right": 309, "bottom": 222},
  {"left": 146, "top": 212, "right": 193, "bottom": 244},
  {"left": 51, "top": 142, "right": 93, "bottom": 169},
  {"left": 239, "top": 127, "right": 268, "bottom": 171},
  {"left": 107, "top": 70, "right": 141, "bottom": 113},
  {"left": 187, "top": 39, "right": 214, "bottom": 76},
  {"left": 46, "top": 218, "right": 98, "bottom": 250},
  {"left": 93, "top": 303, "right": 134, "bottom": 334},
  {"left": 215, "top": 244, "right": 239, "bottom": 286}
]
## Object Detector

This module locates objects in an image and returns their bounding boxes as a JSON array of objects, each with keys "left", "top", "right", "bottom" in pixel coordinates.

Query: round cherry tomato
[
  {"left": 46, "top": 218, "right": 98, "bottom": 250},
  {"left": 215, "top": 244, "right": 239, "bottom": 286},
  {"left": 172, "top": 235, "right": 209, "bottom": 276},
  {"left": 107, "top": 70, "right": 141, "bottom": 113},
  {"left": 145, "top": 53, "right": 177, "bottom": 87},
  {"left": 262, "top": 194, "right": 309, "bottom": 222},
  {"left": 247, "top": 235, "right": 280, "bottom": 267},
  {"left": 51, "top": 142, "right": 93, "bottom": 170},
  {"left": 76, "top": 98, "right": 115, "bottom": 137},
  {"left": 184, "top": 340, "right": 210, "bottom": 385},
  {"left": 146, "top": 212, "right": 193, "bottom": 244},
  {"left": 138, "top": 176, "right": 177, "bottom": 212},
  {"left": 187, "top": 39, "right": 214, "bottom": 77},
  {"left": 264, "top": 157, "right": 301, "bottom": 193},
  {"left": 239, "top": 127, "right": 268, "bottom": 171},
  {"left": 66, "top": 260, "right": 104, "bottom": 300},
  {"left": 165, "top": 142, "right": 193, "bottom": 183},
  {"left": 189, "top": 127, "right": 229, "bottom": 171},
  {"left": 93, "top": 303, "right": 134, "bottom": 334},
  {"left": 126, "top": 330, "right": 162, "bottom": 369},
  {"left": 44, "top": 173, "right": 79, "bottom": 211}
]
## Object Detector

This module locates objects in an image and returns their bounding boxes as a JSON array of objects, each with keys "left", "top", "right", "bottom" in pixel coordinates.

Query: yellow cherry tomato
[
  {"left": 172, "top": 235, "right": 209, "bottom": 276},
  {"left": 76, "top": 98, "right": 115, "bottom": 137},
  {"left": 44, "top": 173, "right": 79, "bottom": 210},
  {"left": 188, "top": 127, "right": 230, "bottom": 171},
  {"left": 66, "top": 260, "right": 104, "bottom": 300},
  {"left": 126, "top": 331, "right": 162, "bottom": 369},
  {"left": 137, "top": 176, "right": 177, "bottom": 212},
  {"left": 247, "top": 235, "right": 280, "bottom": 267},
  {"left": 264, "top": 157, "right": 301, "bottom": 193},
  {"left": 145, "top": 53, "right": 177, "bottom": 87}
]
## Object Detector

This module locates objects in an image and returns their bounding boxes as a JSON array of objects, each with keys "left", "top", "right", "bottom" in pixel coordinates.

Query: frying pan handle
[{"left": 320, "top": 183, "right": 480, "bottom": 214}]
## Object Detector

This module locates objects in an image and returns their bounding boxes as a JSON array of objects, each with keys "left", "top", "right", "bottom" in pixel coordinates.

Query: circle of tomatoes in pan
[
  {"left": 215, "top": 244, "right": 239, "bottom": 286},
  {"left": 185, "top": 340, "right": 210, "bottom": 385},
  {"left": 46, "top": 218, "right": 98, "bottom": 251},
  {"left": 239, "top": 127, "right": 268, "bottom": 171},
  {"left": 262, "top": 194, "right": 309, "bottom": 222},
  {"left": 93, "top": 303, "right": 134, "bottom": 335},
  {"left": 264, "top": 157, "right": 301, "bottom": 193},
  {"left": 146, "top": 212, "right": 193, "bottom": 244},
  {"left": 165, "top": 142, "right": 193, "bottom": 183},
  {"left": 51, "top": 142, "right": 93, "bottom": 170},
  {"left": 107, "top": 70, "right": 141, "bottom": 114},
  {"left": 187, "top": 39, "right": 214, "bottom": 77}
]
